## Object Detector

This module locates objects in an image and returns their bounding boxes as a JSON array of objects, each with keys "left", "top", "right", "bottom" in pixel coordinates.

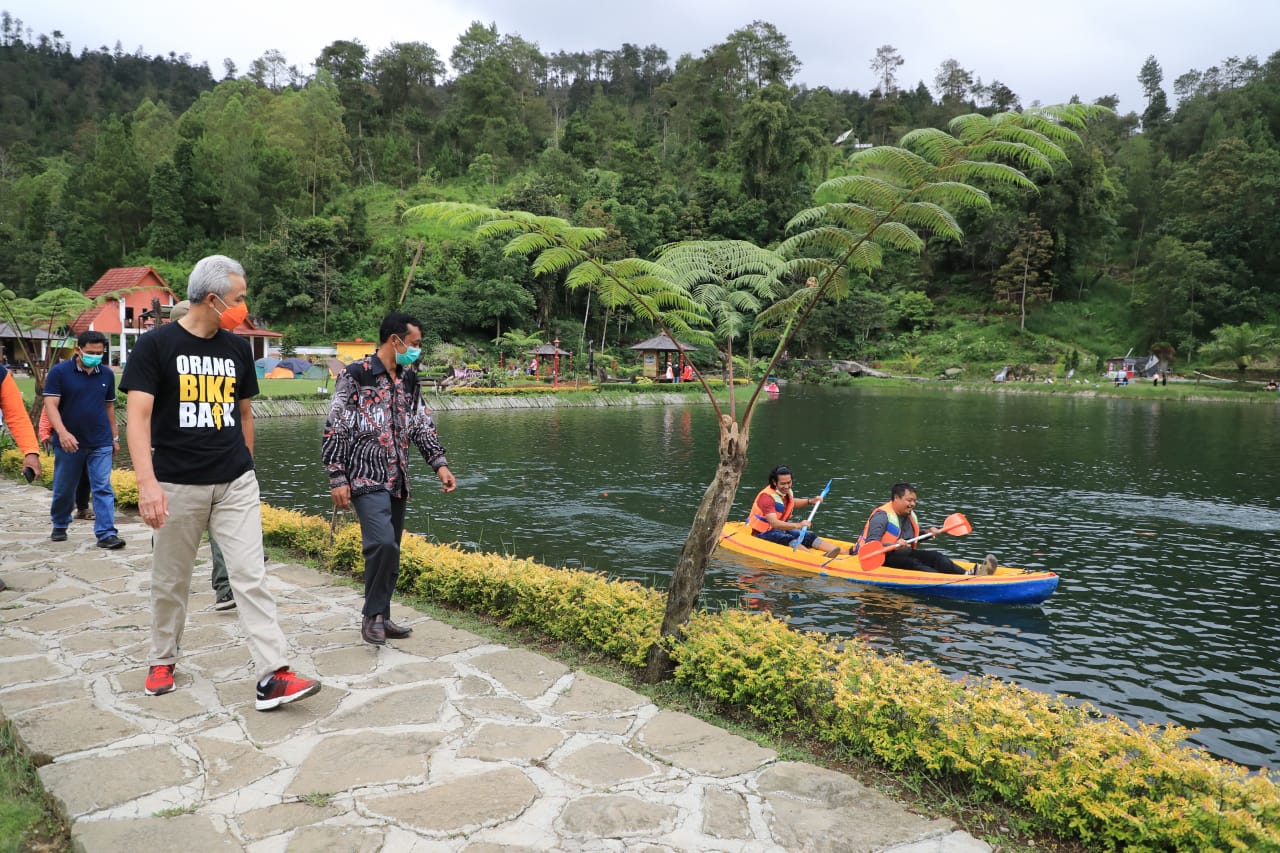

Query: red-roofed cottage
[
  {"left": 70, "top": 267, "right": 176, "bottom": 366},
  {"left": 70, "top": 266, "right": 283, "bottom": 364}
]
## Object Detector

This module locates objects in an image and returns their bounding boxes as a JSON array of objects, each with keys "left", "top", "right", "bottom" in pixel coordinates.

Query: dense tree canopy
[{"left": 1, "top": 12, "right": 1277, "bottom": 366}]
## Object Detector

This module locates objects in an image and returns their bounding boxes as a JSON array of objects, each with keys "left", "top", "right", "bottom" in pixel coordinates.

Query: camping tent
[
  {"left": 254, "top": 356, "right": 281, "bottom": 378},
  {"left": 266, "top": 365, "right": 296, "bottom": 379},
  {"left": 279, "top": 357, "right": 312, "bottom": 375}
]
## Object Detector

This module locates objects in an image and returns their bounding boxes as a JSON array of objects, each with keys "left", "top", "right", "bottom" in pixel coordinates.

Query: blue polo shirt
[{"left": 43, "top": 357, "right": 116, "bottom": 449}]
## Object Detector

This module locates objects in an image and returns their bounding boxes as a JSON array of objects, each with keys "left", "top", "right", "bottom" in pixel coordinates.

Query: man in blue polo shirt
[{"left": 44, "top": 330, "right": 124, "bottom": 549}]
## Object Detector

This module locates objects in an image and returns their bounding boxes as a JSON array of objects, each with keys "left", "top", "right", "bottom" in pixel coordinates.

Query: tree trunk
[{"left": 644, "top": 415, "right": 751, "bottom": 682}]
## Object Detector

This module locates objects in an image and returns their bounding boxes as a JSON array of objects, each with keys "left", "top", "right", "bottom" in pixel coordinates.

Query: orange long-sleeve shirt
[{"left": 0, "top": 368, "right": 39, "bottom": 456}]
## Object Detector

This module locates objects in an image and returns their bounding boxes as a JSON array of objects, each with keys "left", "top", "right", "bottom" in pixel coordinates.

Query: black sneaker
[
  {"left": 214, "top": 589, "right": 236, "bottom": 611},
  {"left": 255, "top": 668, "right": 320, "bottom": 711},
  {"left": 50, "top": 528, "right": 67, "bottom": 542},
  {"left": 96, "top": 535, "right": 126, "bottom": 550}
]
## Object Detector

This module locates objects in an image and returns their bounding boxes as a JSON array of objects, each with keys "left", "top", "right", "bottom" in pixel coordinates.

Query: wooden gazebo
[
  {"left": 629, "top": 334, "right": 696, "bottom": 379},
  {"left": 528, "top": 342, "right": 572, "bottom": 380}
]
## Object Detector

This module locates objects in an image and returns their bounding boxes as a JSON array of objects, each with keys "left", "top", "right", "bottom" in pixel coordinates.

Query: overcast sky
[{"left": 10, "top": 0, "right": 1279, "bottom": 115}]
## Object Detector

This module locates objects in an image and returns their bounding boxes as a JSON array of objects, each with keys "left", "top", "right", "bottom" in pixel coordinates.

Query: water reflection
[{"left": 153, "top": 386, "right": 1280, "bottom": 767}]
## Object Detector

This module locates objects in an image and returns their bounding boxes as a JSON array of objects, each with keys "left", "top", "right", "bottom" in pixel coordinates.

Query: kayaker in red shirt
[{"left": 747, "top": 465, "right": 846, "bottom": 558}]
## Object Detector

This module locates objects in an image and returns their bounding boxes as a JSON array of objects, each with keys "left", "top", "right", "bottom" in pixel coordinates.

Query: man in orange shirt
[{"left": 0, "top": 359, "right": 42, "bottom": 591}]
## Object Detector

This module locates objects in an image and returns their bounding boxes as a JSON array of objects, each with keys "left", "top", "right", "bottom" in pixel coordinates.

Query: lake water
[{"left": 158, "top": 385, "right": 1280, "bottom": 767}]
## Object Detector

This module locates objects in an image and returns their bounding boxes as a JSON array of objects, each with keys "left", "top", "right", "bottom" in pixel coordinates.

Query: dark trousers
[
  {"left": 352, "top": 490, "right": 407, "bottom": 618},
  {"left": 75, "top": 470, "right": 90, "bottom": 510},
  {"left": 883, "top": 547, "right": 965, "bottom": 575}
]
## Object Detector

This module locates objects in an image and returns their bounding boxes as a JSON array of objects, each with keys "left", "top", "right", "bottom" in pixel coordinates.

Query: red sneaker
[
  {"left": 255, "top": 668, "right": 320, "bottom": 711},
  {"left": 145, "top": 664, "right": 175, "bottom": 696}
]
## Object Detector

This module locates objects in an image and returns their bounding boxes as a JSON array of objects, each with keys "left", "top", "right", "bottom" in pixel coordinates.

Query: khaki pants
[{"left": 149, "top": 470, "right": 289, "bottom": 680}]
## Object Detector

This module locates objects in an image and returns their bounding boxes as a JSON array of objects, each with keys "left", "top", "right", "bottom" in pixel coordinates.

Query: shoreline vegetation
[
  {"left": 11, "top": 371, "right": 1275, "bottom": 424},
  {"left": 2, "top": 451, "right": 1278, "bottom": 852}
]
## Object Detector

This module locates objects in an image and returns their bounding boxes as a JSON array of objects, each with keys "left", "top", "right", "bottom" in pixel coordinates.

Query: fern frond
[
  {"left": 755, "top": 287, "right": 812, "bottom": 328},
  {"left": 987, "top": 124, "right": 1069, "bottom": 162},
  {"left": 777, "top": 226, "right": 861, "bottom": 259},
  {"left": 781, "top": 257, "right": 838, "bottom": 283},
  {"left": 935, "top": 161, "right": 1037, "bottom": 190},
  {"left": 403, "top": 201, "right": 502, "bottom": 229},
  {"left": 965, "top": 140, "right": 1055, "bottom": 172},
  {"left": 914, "top": 181, "right": 991, "bottom": 210},
  {"left": 530, "top": 246, "right": 586, "bottom": 276},
  {"left": 900, "top": 127, "right": 965, "bottom": 165},
  {"left": 560, "top": 226, "right": 610, "bottom": 250},
  {"left": 506, "top": 232, "right": 557, "bottom": 256},
  {"left": 785, "top": 204, "right": 834, "bottom": 232},
  {"left": 564, "top": 262, "right": 604, "bottom": 291},
  {"left": 473, "top": 219, "right": 530, "bottom": 241},
  {"left": 947, "top": 113, "right": 997, "bottom": 145},
  {"left": 846, "top": 241, "right": 884, "bottom": 274},
  {"left": 869, "top": 221, "right": 924, "bottom": 252},
  {"left": 823, "top": 204, "right": 888, "bottom": 235},
  {"left": 847, "top": 146, "right": 934, "bottom": 186},
  {"left": 891, "top": 202, "right": 963, "bottom": 242},
  {"left": 816, "top": 175, "right": 910, "bottom": 208}
]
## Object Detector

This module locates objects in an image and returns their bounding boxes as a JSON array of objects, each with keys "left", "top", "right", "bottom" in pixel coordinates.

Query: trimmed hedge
[{"left": 7, "top": 452, "right": 1279, "bottom": 851}]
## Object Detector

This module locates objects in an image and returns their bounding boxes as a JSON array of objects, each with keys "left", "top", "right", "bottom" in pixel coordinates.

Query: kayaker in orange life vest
[
  {"left": 748, "top": 465, "right": 847, "bottom": 558},
  {"left": 854, "top": 482, "right": 996, "bottom": 575}
]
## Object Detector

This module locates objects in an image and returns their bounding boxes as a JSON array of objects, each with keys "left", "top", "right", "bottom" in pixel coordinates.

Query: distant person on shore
[
  {"left": 747, "top": 465, "right": 846, "bottom": 558},
  {"left": 43, "top": 331, "right": 123, "bottom": 549},
  {"left": 1267, "top": 380, "right": 1277, "bottom": 392},
  {"left": 323, "top": 311, "right": 456, "bottom": 646},
  {"left": 122, "top": 255, "right": 320, "bottom": 709},
  {"left": 682, "top": 362, "right": 694, "bottom": 383},
  {"left": 170, "top": 299, "right": 235, "bottom": 610},
  {"left": 854, "top": 482, "right": 995, "bottom": 575},
  {"left": 0, "top": 358, "right": 42, "bottom": 592}
]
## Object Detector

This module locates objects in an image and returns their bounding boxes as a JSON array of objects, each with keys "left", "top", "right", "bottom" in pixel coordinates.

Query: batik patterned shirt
[{"left": 321, "top": 355, "right": 447, "bottom": 498}]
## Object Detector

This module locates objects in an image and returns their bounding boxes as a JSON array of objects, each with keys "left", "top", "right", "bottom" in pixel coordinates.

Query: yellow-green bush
[
  {"left": 1, "top": 448, "right": 53, "bottom": 487},
  {"left": 671, "top": 609, "right": 1280, "bottom": 853},
  {"left": 3, "top": 449, "right": 140, "bottom": 506}
]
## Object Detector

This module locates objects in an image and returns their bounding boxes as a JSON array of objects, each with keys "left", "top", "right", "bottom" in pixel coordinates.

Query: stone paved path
[{"left": 0, "top": 478, "right": 990, "bottom": 852}]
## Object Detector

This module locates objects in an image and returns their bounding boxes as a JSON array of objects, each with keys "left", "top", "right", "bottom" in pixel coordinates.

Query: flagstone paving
[{"left": 0, "top": 477, "right": 990, "bottom": 852}]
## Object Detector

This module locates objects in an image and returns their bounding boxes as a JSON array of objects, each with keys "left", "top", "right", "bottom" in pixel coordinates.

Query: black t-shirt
[{"left": 120, "top": 322, "right": 258, "bottom": 485}]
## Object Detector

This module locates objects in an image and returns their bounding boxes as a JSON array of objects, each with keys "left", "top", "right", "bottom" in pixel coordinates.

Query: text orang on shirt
[{"left": 176, "top": 354, "right": 237, "bottom": 429}]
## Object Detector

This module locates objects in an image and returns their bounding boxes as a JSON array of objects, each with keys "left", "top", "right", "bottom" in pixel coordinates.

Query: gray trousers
[{"left": 149, "top": 471, "right": 290, "bottom": 679}]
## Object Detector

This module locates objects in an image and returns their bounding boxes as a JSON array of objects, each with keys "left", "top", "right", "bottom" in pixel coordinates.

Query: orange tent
[{"left": 266, "top": 365, "right": 296, "bottom": 379}]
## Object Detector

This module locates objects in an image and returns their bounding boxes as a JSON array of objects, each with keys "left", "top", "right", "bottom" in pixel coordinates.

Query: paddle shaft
[{"left": 791, "top": 479, "right": 832, "bottom": 548}]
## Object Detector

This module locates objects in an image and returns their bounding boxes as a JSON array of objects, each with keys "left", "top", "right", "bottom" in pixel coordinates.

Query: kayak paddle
[
  {"left": 853, "top": 512, "right": 973, "bottom": 570},
  {"left": 792, "top": 479, "right": 832, "bottom": 550}
]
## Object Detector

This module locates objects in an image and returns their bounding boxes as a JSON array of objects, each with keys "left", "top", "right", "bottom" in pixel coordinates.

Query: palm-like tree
[
  {"left": 0, "top": 286, "right": 94, "bottom": 420},
  {"left": 1201, "top": 322, "right": 1276, "bottom": 375},
  {"left": 492, "top": 328, "right": 543, "bottom": 369},
  {"left": 654, "top": 240, "right": 786, "bottom": 419},
  {"left": 404, "top": 104, "right": 1101, "bottom": 681}
]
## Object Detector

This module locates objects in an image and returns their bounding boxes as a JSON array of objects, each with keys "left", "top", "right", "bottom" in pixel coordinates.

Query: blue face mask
[
  {"left": 80, "top": 353, "right": 104, "bottom": 368},
  {"left": 395, "top": 344, "right": 421, "bottom": 366}
]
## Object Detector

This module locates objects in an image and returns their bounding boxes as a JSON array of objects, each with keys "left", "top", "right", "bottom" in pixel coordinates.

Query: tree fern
[{"left": 757, "top": 105, "right": 1103, "bottom": 410}]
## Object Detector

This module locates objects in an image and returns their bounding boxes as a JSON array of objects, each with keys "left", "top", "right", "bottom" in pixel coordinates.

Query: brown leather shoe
[
  {"left": 383, "top": 618, "right": 413, "bottom": 639},
  {"left": 361, "top": 614, "right": 386, "bottom": 645},
  {"left": 76, "top": 507, "right": 95, "bottom": 520}
]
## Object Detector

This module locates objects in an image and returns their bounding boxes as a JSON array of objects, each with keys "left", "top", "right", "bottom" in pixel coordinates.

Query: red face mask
[{"left": 214, "top": 295, "right": 249, "bottom": 330}]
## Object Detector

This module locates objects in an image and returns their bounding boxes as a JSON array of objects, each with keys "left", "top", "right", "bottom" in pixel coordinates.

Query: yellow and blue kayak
[{"left": 717, "top": 522, "right": 1059, "bottom": 605}]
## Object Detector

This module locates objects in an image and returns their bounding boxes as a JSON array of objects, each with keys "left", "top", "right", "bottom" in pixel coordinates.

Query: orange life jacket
[
  {"left": 747, "top": 487, "right": 794, "bottom": 534},
  {"left": 854, "top": 502, "right": 919, "bottom": 554}
]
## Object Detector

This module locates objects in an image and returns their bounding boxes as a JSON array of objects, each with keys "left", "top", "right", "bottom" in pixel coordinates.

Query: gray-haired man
[{"left": 122, "top": 255, "right": 321, "bottom": 709}]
